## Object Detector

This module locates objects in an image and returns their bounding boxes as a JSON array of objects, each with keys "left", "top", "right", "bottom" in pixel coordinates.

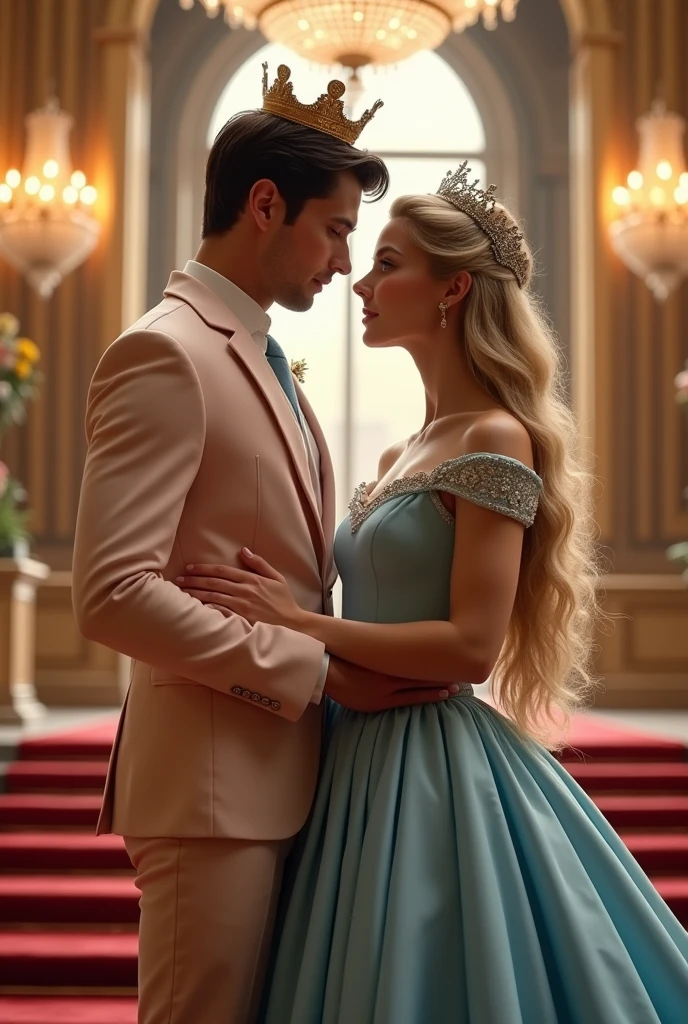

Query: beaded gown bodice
[{"left": 334, "top": 452, "right": 542, "bottom": 626}]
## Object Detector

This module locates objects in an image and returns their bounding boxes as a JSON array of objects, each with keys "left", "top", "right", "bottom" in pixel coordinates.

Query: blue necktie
[{"left": 265, "top": 335, "right": 300, "bottom": 420}]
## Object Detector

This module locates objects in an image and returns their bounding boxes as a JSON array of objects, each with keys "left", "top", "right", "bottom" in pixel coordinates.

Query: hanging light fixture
[
  {"left": 609, "top": 100, "right": 688, "bottom": 302},
  {"left": 180, "top": 0, "right": 519, "bottom": 71},
  {"left": 0, "top": 97, "right": 100, "bottom": 300}
]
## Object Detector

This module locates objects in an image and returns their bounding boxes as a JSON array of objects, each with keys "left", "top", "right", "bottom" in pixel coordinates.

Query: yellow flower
[
  {"left": 290, "top": 358, "right": 308, "bottom": 383},
  {"left": 14, "top": 358, "right": 32, "bottom": 379},
  {"left": 0, "top": 313, "right": 19, "bottom": 337},
  {"left": 17, "top": 338, "right": 39, "bottom": 363}
]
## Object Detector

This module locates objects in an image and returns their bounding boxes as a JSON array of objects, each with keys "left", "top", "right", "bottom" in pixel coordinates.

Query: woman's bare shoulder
[{"left": 455, "top": 410, "right": 534, "bottom": 470}]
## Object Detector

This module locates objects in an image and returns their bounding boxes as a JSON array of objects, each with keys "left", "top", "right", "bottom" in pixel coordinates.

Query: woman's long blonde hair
[{"left": 391, "top": 193, "right": 600, "bottom": 746}]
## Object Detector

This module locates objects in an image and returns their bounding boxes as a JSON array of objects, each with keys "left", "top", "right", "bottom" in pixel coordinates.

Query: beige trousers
[{"left": 124, "top": 836, "right": 290, "bottom": 1024}]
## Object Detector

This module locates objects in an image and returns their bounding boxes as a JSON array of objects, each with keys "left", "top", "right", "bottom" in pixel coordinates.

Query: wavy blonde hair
[{"left": 391, "top": 193, "right": 600, "bottom": 746}]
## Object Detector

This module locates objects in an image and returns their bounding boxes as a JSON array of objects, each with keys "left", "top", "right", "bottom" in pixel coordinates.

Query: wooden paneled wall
[
  {"left": 586, "top": 0, "right": 688, "bottom": 704},
  {"left": 0, "top": 0, "right": 119, "bottom": 704}
]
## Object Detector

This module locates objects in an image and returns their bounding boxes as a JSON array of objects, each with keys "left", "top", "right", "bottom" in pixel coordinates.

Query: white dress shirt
[{"left": 183, "top": 260, "right": 328, "bottom": 702}]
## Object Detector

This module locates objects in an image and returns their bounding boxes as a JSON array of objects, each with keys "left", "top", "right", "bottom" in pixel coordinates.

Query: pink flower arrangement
[{"left": 0, "top": 460, "right": 7, "bottom": 498}]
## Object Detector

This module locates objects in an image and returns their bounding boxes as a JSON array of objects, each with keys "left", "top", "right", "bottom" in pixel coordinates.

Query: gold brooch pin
[{"left": 290, "top": 358, "right": 308, "bottom": 384}]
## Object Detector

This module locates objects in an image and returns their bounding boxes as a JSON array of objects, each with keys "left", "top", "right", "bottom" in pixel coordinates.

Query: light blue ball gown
[{"left": 260, "top": 453, "right": 688, "bottom": 1024}]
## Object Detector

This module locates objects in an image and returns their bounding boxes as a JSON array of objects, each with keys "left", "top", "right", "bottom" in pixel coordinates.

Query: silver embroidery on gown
[{"left": 349, "top": 452, "right": 542, "bottom": 533}]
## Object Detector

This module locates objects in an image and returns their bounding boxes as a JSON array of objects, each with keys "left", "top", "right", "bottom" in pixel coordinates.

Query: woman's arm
[
  {"left": 307, "top": 416, "right": 532, "bottom": 680},
  {"left": 292, "top": 499, "right": 525, "bottom": 682}
]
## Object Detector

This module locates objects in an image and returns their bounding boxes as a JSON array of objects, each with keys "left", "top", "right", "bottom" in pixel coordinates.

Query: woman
[{"left": 178, "top": 164, "right": 688, "bottom": 1022}]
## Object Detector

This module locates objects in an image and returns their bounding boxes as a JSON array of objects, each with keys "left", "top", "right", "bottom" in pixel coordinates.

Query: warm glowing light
[
  {"left": 196, "top": 0, "right": 518, "bottom": 70},
  {"left": 79, "top": 185, "right": 97, "bottom": 205},
  {"left": 0, "top": 96, "right": 102, "bottom": 299},
  {"left": 609, "top": 98, "right": 688, "bottom": 302}
]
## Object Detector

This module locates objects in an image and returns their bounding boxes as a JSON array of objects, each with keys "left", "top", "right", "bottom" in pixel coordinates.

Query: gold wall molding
[
  {"left": 35, "top": 570, "right": 120, "bottom": 706},
  {"left": 596, "top": 573, "right": 688, "bottom": 707},
  {"left": 573, "top": 31, "right": 624, "bottom": 53},
  {"left": 93, "top": 27, "right": 147, "bottom": 49}
]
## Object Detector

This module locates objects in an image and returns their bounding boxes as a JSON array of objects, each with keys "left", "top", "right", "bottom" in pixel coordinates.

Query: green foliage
[{"left": 0, "top": 475, "right": 29, "bottom": 550}]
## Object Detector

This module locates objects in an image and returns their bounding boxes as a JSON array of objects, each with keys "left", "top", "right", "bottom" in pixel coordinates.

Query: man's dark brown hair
[{"left": 203, "top": 110, "right": 389, "bottom": 237}]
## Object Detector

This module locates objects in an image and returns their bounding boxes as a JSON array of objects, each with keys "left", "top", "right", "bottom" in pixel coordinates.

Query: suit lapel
[
  {"left": 297, "top": 382, "right": 336, "bottom": 587},
  {"left": 163, "top": 271, "right": 328, "bottom": 575},
  {"left": 227, "top": 331, "right": 326, "bottom": 572}
]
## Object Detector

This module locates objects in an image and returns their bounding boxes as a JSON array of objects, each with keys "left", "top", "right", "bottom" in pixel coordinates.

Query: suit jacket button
[
  {"left": 261, "top": 697, "right": 271, "bottom": 705},
  {"left": 242, "top": 690, "right": 251, "bottom": 699},
  {"left": 271, "top": 701, "right": 281, "bottom": 711},
  {"left": 231, "top": 686, "right": 242, "bottom": 696},
  {"left": 251, "top": 693, "right": 261, "bottom": 701}
]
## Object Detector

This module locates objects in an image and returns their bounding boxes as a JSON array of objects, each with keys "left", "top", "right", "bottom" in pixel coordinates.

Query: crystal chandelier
[
  {"left": 0, "top": 97, "right": 100, "bottom": 300},
  {"left": 609, "top": 100, "right": 688, "bottom": 302},
  {"left": 180, "top": 0, "right": 519, "bottom": 70}
]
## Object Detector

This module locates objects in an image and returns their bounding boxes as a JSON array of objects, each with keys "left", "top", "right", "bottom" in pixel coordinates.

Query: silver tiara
[{"left": 436, "top": 162, "right": 528, "bottom": 288}]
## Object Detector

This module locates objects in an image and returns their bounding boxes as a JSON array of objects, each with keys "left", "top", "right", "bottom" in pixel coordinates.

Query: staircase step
[
  {"left": 593, "top": 795, "right": 688, "bottom": 828},
  {"left": 17, "top": 723, "right": 116, "bottom": 763},
  {"left": 0, "top": 794, "right": 101, "bottom": 828},
  {"left": 566, "top": 762, "right": 688, "bottom": 793},
  {"left": 622, "top": 832, "right": 688, "bottom": 873},
  {"left": 0, "top": 833, "right": 131, "bottom": 872},
  {"left": 653, "top": 877, "right": 688, "bottom": 925},
  {"left": 559, "top": 735, "right": 687, "bottom": 763},
  {"left": 5, "top": 763, "right": 108, "bottom": 793},
  {"left": 0, "top": 996, "right": 137, "bottom": 1023},
  {"left": 0, "top": 876, "right": 139, "bottom": 924},
  {"left": 0, "top": 932, "right": 137, "bottom": 986}
]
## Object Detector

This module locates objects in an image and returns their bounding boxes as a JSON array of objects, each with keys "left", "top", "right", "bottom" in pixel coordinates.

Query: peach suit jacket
[{"left": 72, "top": 271, "right": 337, "bottom": 841}]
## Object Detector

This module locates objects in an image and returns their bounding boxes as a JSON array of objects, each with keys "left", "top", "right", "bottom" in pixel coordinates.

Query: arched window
[{"left": 209, "top": 44, "right": 487, "bottom": 512}]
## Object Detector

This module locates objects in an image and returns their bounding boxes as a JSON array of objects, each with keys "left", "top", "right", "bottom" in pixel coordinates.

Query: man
[{"left": 72, "top": 65, "right": 450, "bottom": 1024}]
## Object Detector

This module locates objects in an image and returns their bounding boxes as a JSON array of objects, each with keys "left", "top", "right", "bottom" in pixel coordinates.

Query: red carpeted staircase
[
  {"left": 0, "top": 722, "right": 136, "bottom": 1024},
  {"left": 560, "top": 717, "right": 688, "bottom": 923},
  {"left": 0, "top": 714, "right": 686, "bottom": 1023}
]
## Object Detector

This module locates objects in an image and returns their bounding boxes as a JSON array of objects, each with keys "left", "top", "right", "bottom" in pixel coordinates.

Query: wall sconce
[
  {"left": 609, "top": 100, "right": 688, "bottom": 302},
  {"left": 0, "top": 97, "right": 100, "bottom": 300}
]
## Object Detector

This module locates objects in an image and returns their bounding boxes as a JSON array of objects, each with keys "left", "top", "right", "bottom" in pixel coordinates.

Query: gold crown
[
  {"left": 436, "top": 162, "right": 529, "bottom": 288},
  {"left": 262, "top": 63, "right": 383, "bottom": 147}
]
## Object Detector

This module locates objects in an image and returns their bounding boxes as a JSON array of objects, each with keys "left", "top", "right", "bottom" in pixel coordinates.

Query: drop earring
[{"left": 439, "top": 302, "right": 448, "bottom": 329}]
